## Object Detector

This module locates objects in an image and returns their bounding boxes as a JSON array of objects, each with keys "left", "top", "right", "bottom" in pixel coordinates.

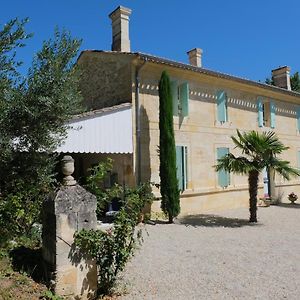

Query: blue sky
[{"left": 1, "top": 0, "right": 300, "bottom": 81}]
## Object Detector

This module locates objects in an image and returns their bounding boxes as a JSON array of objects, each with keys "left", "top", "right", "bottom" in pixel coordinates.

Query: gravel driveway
[{"left": 119, "top": 204, "right": 300, "bottom": 300}]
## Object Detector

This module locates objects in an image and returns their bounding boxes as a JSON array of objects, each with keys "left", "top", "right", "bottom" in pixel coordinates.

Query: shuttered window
[
  {"left": 297, "top": 106, "right": 300, "bottom": 131},
  {"left": 171, "top": 81, "right": 179, "bottom": 116},
  {"left": 257, "top": 98, "right": 264, "bottom": 127},
  {"left": 217, "top": 91, "right": 228, "bottom": 122},
  {"left": 217, "top": 147, "right": 230, "bottom": 188},
  {"left": 180, "top": 82, "right": 189, "bottom": 117},
  {"left": 171, "top": 81, "right": 189, "bottom": 117},
  {"left": 270, "top": 101, "right": 276, "bottom": 128},
  {"left": 176, "top": 145, "right": 188, "bottom": 191},
  {"left": 257, "top": 98, "right": 275, "bottom": 128}
]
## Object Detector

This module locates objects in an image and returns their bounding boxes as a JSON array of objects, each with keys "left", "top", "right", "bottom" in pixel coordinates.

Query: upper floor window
[
  {"left": 296, "top": 106, "right": 300, "bottom": 132},
  {"left": 176, "top": 145, "right": 188, "bottom": 191},
  {"left": 216, "top": 91, "right": 228, "bottom": 123},
  {"left": 257, "top": 97, "right": 275, "bottom": 128},
  {"left": 171, "top": 81, "right": 189, "bottom": 117}
]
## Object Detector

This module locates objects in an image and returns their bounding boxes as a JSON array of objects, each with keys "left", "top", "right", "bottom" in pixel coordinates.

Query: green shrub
[{"left": 74, "top": 180, "right": 155, "bottom": 296}]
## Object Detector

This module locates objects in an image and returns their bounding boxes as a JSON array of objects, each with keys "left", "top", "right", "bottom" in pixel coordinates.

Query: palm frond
[
  {"left": 270, "top": 157, "right": 300, "bottom": 180},
  {"left": 215, "top": 153, "right": 255, "bottom": 175}
]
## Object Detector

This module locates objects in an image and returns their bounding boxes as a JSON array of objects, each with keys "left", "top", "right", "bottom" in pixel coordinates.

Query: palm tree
[{"left": 215, "top": 130, "right": 300, "bottom": 222}]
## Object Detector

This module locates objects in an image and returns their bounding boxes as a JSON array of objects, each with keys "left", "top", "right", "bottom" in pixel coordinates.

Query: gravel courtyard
[{"left": 119, "top": 204, "right": 300, "bottom": 300}]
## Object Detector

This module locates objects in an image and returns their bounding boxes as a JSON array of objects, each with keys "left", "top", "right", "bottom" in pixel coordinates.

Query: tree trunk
[
  {"left": 248, "top": 170, "right": 259, "bottom": 222},
  {"left": 168, "top": 215, "right": 174, "bottom": 224}
]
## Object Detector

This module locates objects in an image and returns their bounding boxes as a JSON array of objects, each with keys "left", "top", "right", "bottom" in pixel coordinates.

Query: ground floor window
[
  {"left": 217, "top": 147, "right": 230, "bottom": 188},
  {"left": 176, "top": 145, "right": 188, "bottom": 191}
]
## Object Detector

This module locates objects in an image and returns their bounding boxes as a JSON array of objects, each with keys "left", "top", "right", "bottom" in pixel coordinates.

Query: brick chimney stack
[
  {"left": 271, "top": 66, "right": 291, "bottom": 90},
  {"left": 109, "top": 6, "right": 132, "bottom": 52},
  {"left": 187, "top": 48, "right": 203, "bottom": 67}
]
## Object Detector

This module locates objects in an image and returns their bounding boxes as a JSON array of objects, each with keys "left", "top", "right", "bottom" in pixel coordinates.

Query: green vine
[{"left": 75, "top": 159, "right": 155, "bottom": 296}]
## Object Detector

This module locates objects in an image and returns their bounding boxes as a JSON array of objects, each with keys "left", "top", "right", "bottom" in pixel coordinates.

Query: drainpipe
[{"left": 135, "top": 58, "right": 147, "bottom": 185}]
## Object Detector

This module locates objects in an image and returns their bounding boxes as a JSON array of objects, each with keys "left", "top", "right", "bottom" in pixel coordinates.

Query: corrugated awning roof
[{"left": 56, "top": 103, "right": 133, "bottom": 154}]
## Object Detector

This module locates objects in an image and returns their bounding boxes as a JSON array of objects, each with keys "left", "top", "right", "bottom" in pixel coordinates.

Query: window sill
[{"left": 215, "top": 121, "right": 232, "bottom": 128}]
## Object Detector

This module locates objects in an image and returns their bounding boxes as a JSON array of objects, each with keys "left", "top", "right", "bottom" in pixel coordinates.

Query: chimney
[
  {"left": 271, "top": 66, "right": 291, "bottom": 90},
  {"left": 109, "top": 6, "right": 132, "bottom": 52},
  {"left": 187, "top": 48, "right": 203, "bottom": 67}
]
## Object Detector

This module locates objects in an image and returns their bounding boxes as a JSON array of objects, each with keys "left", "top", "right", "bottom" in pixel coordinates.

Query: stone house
[{"left": 60, "top": 6, "right": 300, "bottom": 215}]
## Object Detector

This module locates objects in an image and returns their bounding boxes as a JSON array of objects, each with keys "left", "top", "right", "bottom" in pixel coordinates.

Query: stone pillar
[
  {"left": 109, "top": 6, "right": 132, "bottom": 52},
  {"left": 42, "top": 155, "right": 97, "bottom": 299},
  {"left": 187, "top": 48, "right": 203, "bottom": 67}
]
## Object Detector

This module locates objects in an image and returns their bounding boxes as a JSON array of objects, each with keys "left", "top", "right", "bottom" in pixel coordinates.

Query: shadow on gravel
[
  {"left": 276, "top": 203, "right": 300, "bottom": 209},
  {"left": 177, "top": 214, "right": 261, "bottom": 228}
]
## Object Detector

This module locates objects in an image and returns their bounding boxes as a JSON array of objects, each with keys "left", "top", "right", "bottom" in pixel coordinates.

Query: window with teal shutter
[
  {"left": 180, "top": 82, "right": 189, "bottom": 117},
  {"left": 176, "top": 146, "right": 183, "bottom": 191},
  {"left": 297, "top": 151, "right": 300, "bottom": 176},
  {"left": 257, "top": 98, "right": 263, "bottom": 127},
  {"left": 297, "top": 106, "right": 300, "bottom": 131},
  {"left": 171, "top": 81, "right": 179, "bottom": 116},
  {"left": 217, "top": 147, "right": 230, "bottom": 188},
  {"left": 171, "top": 81, "right": 189, "bottom": 117},
  {"left": 217, "top": 91, "right": 228, "bottom": 122},
  {"left": 270, "top": 101, "right": 276, "bottom": 128},
  {"left": 176, "top": 145, "right": 188, "bottom": 191}
]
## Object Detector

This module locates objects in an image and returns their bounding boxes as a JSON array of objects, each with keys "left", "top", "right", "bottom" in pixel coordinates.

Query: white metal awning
[{"left": 56, "top": 103, "right": 133, "bottom": 154}]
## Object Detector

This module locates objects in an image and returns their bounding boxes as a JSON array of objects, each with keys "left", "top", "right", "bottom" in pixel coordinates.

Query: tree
[
  {"left": 290, "top": 72, "right": 300, "bottom": 92},
  {"left": 215, "top": 130, "right": 300, "bottom": 222},
  {"left": 158, "top": 71, "right": 180, "bottom": 223},
  {"left": 0, "top": 19, "right": 82, "bottom": 243}
]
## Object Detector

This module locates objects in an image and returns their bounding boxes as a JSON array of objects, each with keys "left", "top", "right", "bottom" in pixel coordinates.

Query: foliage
[
  {"left": 288, "top": 192, "right": 298, "bottom": 201},
  {"left": 41, "top": 290, "right": 63, "bottom": 300},
  {"left": 158, "top": 71, "right": 180, "bottom": 223},
  {"left": 74, "top": 181, "right": 154, "bottom": 296},
  {"left": 0, "top": 19, "right": 83, "bottom": 246},
  {"left": 86, "top": 159, "right": 155, "bottom": 219},
  {"left": 290, "top": 72, "right": 300, "bottom": 92},
  {"left": 215, "top": 130, "right": 300, "bottom": 222},
  {"left": 86, "top": 158, "right": 115, "bottom": 216},
  {"left": 265, "top": 76, "right": 274, "bottom": 86}
]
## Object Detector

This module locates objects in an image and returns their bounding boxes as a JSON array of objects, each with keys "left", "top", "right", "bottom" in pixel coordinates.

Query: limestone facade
[{"left": 78, "top": 51, "right": 300, "bottom": 215}]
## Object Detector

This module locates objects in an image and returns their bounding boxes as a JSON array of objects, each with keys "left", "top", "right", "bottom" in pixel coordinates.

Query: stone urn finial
[{"left": 61, "top": 155, "right": 76, "bottom": 186}]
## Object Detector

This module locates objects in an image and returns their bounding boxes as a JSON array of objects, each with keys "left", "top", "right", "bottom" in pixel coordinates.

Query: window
[
  {"left": 257, "top": 98, "right": 275, "bottom": 128},
  {"left": 217, "top": 147, "right": 230, "bottom": 188},
  {"left": 216, "top": 91, "right": 228, "bottom": 123},
  {"left": 171, "top": 81, "right": 189, "bottom": 117},
  {"left": 176, "top": 145, "right": 188, "bottom": 191},
  {"left": 297, "top": 106, "right": 300, "bottom": 132}
]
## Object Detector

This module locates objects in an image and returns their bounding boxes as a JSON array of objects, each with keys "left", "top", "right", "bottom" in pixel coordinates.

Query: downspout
[{"left": 135, "top": 58, "right": 147, "bottom": 185}]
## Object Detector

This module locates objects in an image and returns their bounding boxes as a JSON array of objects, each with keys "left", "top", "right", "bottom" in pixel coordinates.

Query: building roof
[
  {"left": 56, "top": 103, "right": 133, "bottom": 154},
  {"left": 79, "top": 50, "right": 300, "bottom": 99}
]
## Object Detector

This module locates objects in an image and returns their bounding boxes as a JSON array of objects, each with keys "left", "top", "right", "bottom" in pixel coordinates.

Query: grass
[{"left": 0, "top": 252, "right": 47, "bottom": 300}]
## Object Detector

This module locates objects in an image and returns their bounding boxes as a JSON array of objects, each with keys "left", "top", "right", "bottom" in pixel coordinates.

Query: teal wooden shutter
[
  {"left": 257, "top": 98, "right": 263, "bottom": 127},
  {"left": 183, "top": 146, "right": 188, "bottom": 189},
  {"left": 176, "top": 146, "right": 183, "bottom": 191},
  {"left": 217, "top": 91, "right": 227, "bottom": 122},
  {"left": 270, "top": 101, "right": 275, "bottom": 128},
  {"left": 217, "top": 148, "right": 230, "bottom": 187},
  {"left": 297, "top": 106, "right": 300, "bottom": 131},
  {"left": 171, "top": 81, "right": 178, "bottom": 116},
  {"left": 180, "top": 82, "right": 189, "bottom": 117}
]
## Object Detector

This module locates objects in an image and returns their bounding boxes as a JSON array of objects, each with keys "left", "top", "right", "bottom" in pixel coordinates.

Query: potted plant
[{"left": 288, "top": 192, "right": 298, "bottom": 204}]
